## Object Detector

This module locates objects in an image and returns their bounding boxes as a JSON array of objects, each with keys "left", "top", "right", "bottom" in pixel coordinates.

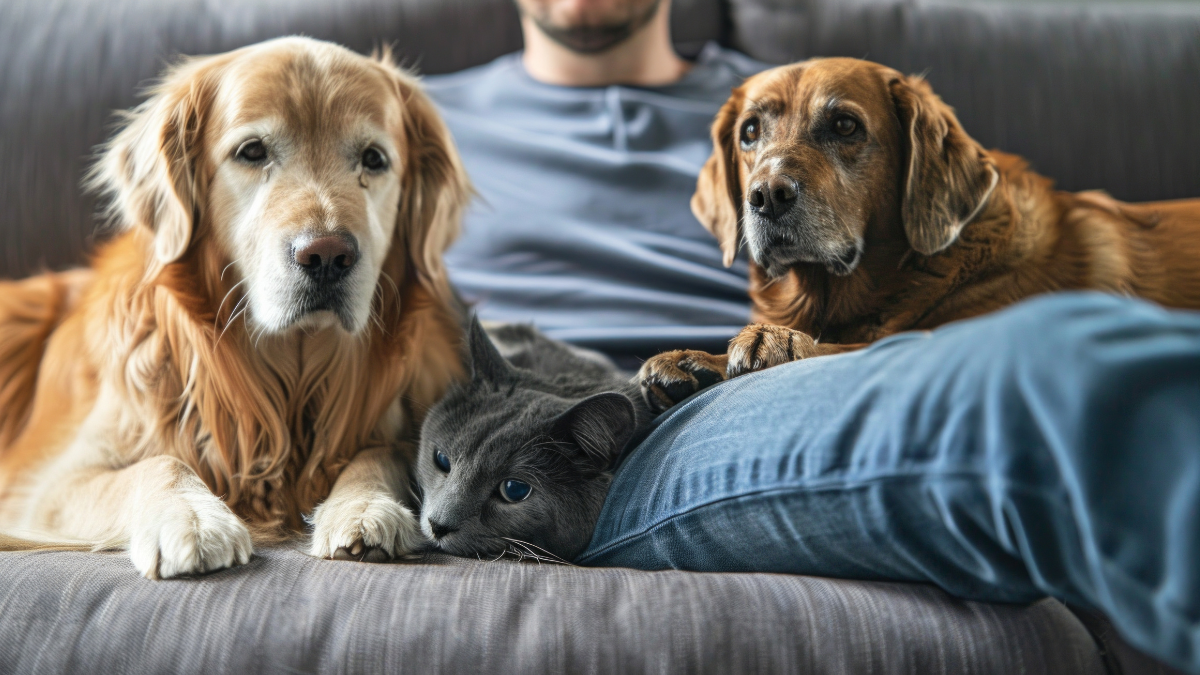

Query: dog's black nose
[
  {"left": 292, "top": 234, "right": 358, "bottom": 283},
  {"left": 428, "top": 520, "right": 458, "bottom": 539},
  {"left": 748, "top": 176, "right": 798, "bottom": 219}
]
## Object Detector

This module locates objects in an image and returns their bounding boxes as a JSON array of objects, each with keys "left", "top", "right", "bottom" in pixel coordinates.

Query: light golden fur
[
  {"left": 0, "top": 38, "right": 469, "bottom": 578},
  {"left": 639, "top": 58, "right": 1200, "bottom": 411}
]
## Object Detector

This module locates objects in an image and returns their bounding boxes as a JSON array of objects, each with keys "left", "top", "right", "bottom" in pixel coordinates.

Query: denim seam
[{"left": 579, "top": 471, "right": 1060, "bottom": 564}]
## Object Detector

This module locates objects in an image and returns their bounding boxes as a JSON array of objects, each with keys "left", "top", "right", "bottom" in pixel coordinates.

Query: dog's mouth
[
  {"left": 287, "top": 286, "right": 359, "bottom": 332},
  {"left": 748, "top": 221, "right": 863, "bottom": 279}
]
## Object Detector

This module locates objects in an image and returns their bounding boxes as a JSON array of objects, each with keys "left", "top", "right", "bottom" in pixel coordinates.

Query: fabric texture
[
  {"left": 0, "top": 545, "right": 1105, "bottom": 674},
  {"left": 425, "top": 45, "right": 766, "bottom": 358},
  {"left": 581, "top": 292, "right": 1200, "bottom": 674}
]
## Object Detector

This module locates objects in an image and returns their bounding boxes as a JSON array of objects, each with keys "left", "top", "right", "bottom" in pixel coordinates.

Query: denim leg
[{"left": 578, "top": 292, "right": 1200, "bottom": 673}]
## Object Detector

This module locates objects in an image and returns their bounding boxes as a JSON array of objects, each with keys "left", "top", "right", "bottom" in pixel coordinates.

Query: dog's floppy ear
[
  {"left": 382, "top": 54, "right": 473, "bottom": 303},
  {"left": 889, "top": 75, "right": 998, "bottom": 256},
  {"left": 692, "top": 88, "right": 745, "bottom": 268},
  {"left": 89, "top": 57, "right": 222, "bottom": 265}
]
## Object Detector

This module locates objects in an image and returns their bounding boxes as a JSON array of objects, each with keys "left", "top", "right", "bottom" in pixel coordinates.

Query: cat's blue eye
[
  {"left": 499, "top": 479, "right": 532, "bottom": 503},
  {"left": 434, "top": 450, "right": 451, "bottom": 473}
]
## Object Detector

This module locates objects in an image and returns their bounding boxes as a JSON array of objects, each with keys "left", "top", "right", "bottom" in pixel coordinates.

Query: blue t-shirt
[{"left": 425, "top": 43, "right": 767, "bottom": 358}]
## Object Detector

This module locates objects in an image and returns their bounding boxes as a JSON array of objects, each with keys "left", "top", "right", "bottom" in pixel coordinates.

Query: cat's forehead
[{"left": 425, "top": 388, "right": 563, "bottom": 458}]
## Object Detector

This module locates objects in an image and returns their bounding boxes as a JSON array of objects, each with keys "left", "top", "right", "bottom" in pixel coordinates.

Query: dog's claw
[
  {"left": 637, "top": 350, "right": 728, "bottom": 413},
  {"left": 726, "top": 324, "right": 817, "bottom": 378}
]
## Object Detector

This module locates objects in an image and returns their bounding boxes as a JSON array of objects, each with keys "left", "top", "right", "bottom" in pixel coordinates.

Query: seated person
[
  {"left": 426, "top": 1, "right": 1200, "bottom": 672},
  {"left": 425, "top": 0, "right": 766, "bottom": 367}
]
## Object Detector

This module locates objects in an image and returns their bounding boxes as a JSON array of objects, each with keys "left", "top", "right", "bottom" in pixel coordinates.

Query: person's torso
[{"left": 425, "top": 44, "right": 768, "bottom": 360}]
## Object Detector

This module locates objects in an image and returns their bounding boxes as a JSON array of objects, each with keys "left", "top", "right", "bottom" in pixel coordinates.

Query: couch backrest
[{"left": 1, "top": 0, "right": 1197, "bottom": 278}]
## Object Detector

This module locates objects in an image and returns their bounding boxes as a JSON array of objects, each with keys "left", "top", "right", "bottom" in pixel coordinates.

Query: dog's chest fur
[{"left": 87, "top": 234, "right": 423, "bottom": 532}]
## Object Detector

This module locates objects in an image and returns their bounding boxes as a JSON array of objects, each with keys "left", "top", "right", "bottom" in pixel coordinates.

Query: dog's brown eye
[
  {"left": 740, "top": 119, "right": 759, "bottom": 146},
  {"left": 236, "top": 139, "right": 267, "bottom": 163},
  {"left": 833, "top": 116, "right": 858, "bottom": 136},
  {"left": 362, "top": 147, "right": 388, "bottom": 172}
]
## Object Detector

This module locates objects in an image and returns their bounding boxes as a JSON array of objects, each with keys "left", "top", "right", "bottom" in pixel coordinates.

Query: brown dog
[
  {"left": 639, "top": 57, "right": 1200, "bottom": 412},
  {"left": 0, "top": 38, "right": 469, "bottom": 578}
]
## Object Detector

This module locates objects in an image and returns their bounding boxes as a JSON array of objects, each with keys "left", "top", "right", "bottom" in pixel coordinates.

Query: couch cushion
[
  {"left": 727, "top": 0, "right": 1200, "bottom": 203},
  {"left": 0, "top": 546, "right": 1104, "bottom": 674}
]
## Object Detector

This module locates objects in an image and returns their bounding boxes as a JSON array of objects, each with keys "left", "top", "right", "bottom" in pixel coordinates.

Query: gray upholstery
[{"left": 0, "top": 546, "right": 1104, "bottom": 674}]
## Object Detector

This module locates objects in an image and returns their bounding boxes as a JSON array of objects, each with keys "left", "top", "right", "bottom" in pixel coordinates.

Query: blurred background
[{"left": 2, "top": 0, "right": 1198, "bottom": 279}]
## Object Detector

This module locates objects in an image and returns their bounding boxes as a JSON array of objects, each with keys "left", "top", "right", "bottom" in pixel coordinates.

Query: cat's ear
[
  {"left": 552, "top": 392, "right": 636, "bottom": 468},
  {"left": 468, "top": 314, "right": 516, "bottom": 385}
]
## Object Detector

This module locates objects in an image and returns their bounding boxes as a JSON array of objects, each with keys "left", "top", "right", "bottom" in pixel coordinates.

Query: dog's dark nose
[
  {"left": 292, "top": 234, "right": 358, "bottom": 283},
  {"left": 748, "top": 176, "right": 798, "bottom": 219},
  {"left": 428, "top": 520, "right": 457, "bottom": 539}
]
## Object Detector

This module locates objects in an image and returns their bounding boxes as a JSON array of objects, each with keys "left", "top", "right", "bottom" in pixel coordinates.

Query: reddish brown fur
[{"left": 639, "top": 58, "right": 1200, "bottom": 411}]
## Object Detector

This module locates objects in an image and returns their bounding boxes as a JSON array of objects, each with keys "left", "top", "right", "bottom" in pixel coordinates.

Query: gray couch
[{"left": 1, "top": 0, "right": 1197, "bottom": 672}]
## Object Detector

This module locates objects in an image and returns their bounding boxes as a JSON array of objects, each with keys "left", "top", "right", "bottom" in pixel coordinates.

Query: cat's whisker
[
  {"left": 513, "top": 543, "right": 540, "bottom": 565},
  {"left": 496, "top": 535, "right": 571, "bottom": 562},
  {"left": 500, "top": 537, "right": 574, "bottom": 566},
  {"left": 503, "top": 544, "right": 526, "bottom": 563}
]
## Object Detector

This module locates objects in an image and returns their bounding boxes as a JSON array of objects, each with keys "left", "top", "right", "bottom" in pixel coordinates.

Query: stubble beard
[{"left": 527, "top": 0, "right": 663, "bottom": 54}]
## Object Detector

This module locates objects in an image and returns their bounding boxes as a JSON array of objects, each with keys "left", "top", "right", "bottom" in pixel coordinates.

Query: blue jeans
[{"left": 578, "top": 293, "right": 1200, "bottom": 673}]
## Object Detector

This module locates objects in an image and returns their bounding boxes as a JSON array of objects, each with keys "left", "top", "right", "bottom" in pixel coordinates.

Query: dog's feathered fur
[
  {"left": 639, "top": 58, "right": 1200, "bottom": 410},
  {"left": 0, "top": 38, "right": 469, "bottom": 577}
]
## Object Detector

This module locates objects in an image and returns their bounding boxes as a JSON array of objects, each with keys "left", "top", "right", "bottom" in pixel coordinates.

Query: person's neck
[{"left": 520, "top": 6, "right": 691, "bottom": 87}]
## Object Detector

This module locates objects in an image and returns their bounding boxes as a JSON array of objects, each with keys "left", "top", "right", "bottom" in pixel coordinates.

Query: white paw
[
  {"left": 308, "top": 494, "right": 423, "bottom": 562},
  {"left": 128, "top": 488, "right": 253, "bottom": 580}
]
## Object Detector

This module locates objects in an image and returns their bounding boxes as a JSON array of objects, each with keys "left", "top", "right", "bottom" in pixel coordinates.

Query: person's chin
[
  {"left": 538, "top": 22, "right": 636, "bottom": 54},
  {"left": 531, "top": 0, "right": 662, "bottom": 55}
]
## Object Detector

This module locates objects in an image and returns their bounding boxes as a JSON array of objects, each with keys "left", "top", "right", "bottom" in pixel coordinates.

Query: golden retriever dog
[
  {"left": 0, "top": 37, "right": 469, "bottom": 578},
  {"left": 639, "top": 57, "right": 1200, "bottom": 411}
]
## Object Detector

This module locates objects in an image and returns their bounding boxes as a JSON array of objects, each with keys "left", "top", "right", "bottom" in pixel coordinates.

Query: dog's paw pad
[{"left": 637, "top": 350, "right": 728, "bottom": 413}]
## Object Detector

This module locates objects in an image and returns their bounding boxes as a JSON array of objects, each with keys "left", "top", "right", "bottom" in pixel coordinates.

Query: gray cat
[{"left": 416, "top": 317, "right": 654, "bottom": 561}]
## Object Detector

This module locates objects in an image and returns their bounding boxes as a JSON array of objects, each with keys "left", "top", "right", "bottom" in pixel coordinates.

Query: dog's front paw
[
  {"left": 309, "top": 494, "right": 422, "bottom": 563},
  {"left": 129, "top": 488, "right": 253, "bottom": 580},
  {"left": 637, "top": 349, "right": 729, "bottom": 413},
  {"left": 726, "top": 324, "right": 818, "bottom": 379}
]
